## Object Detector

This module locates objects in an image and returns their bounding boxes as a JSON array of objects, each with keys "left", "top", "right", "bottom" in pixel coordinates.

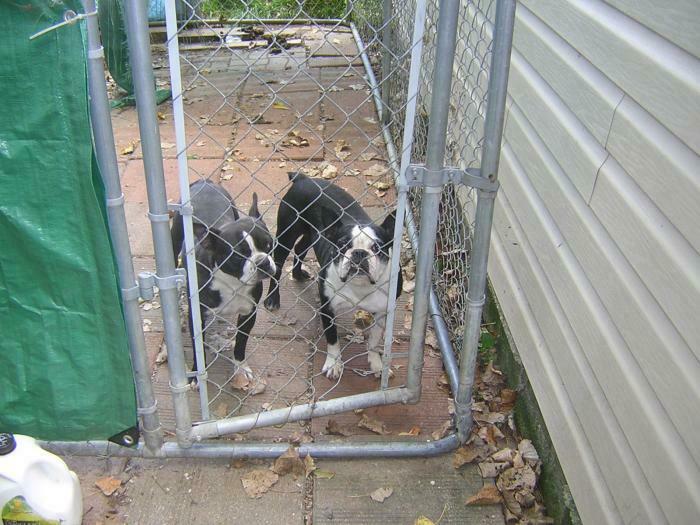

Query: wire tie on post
[{"left": 29, "top": 9, "right": 98, "bottom": 41}]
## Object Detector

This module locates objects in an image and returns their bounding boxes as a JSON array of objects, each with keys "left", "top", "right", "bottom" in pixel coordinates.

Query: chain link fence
[
  {"left": 403, "top": 0, "right": 494, "bottom": 357},
  {"left": 356, "top": 0, "right": 496, "bottom": 356},
  {"left": 143, "top": 0, "right": 501, "bottom": 440}
]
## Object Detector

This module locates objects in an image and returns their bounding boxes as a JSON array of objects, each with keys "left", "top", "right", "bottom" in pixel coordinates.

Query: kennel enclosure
[{"left": 42, "top": 0, "right": 515, "bottom": 457}]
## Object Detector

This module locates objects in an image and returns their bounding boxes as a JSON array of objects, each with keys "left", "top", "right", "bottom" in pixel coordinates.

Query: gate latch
[
  {"left": 138, "top": 269, "right": 186, "bottom": 300},
  {"left": 405, "top": 164, "right": 499, "bottom": 192}
]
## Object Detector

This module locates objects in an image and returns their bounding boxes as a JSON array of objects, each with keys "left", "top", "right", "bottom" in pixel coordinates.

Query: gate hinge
[
  {"left": 138, "top": 269, "right": 186, "bottom": 299},
  {"left": 405, "top": 164, "right": 499, "bottom": 192}
]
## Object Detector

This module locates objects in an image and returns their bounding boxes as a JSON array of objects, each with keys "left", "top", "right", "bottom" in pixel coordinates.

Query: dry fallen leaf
[
  {"left": 303, "top": 455, "right": 317, "bottom": 477},
  {"left": 517, "top": 439, "right": 540, "bottom": 467},
  {"left": 363, "top": 163, "right": 388, "bottom": 178},
  {"left": 453, "top": 440, "right": 490, "bottom": 468},
  {"left": 360, "top": 151, "right": 379, "bottom": 161},
  {"left": 431, "top": 420, "right": 452, "bottom": 441},
  {"left": 499, "top": 388, "right": 518, "bottom": 410},
  {"left": 160, "top": 142, "right": 176, "bottom": 150},
  {"left": 326, "top": 419, "right": 353, "bottom": 437},
  {"left": 241, "top": 469, "right": 279, "bottom": 498},
  {"left": 414, "top": 518, "right": 436, "bottom": 525},
  {"left": 273, "top": 447, "right": 305, "bottom": 477},
  {"left": 398, "top": 426, "right": 421, "bottom": 437},
  {"left": 370, "top": 487, "right": 394, "bottom": 503},
  {"left": 314, "top": 470, "right": 335, "bottom": 479},
  {"left": 491, "top": 448, "right": 515, "bottom": 464},
  {"left": 289, "top": 431, "right": 314, "bottom": 444},
  {"left": 95, "top": 476, "right": 121, "bottom": 497},
  {"left": 230, "top": 458, "right": 247, "bottom": 469},
  {"left": 212, "top": 401, "right": 230, "bottom": 418},
  {"left": 120, "top": 143, "right": 135, "bottom": 155},
  {"left": 371, "top": 181, "right": 391, "bottom": 191},
  {"left": 229, "top": 372, "right": 267, "bottom": 395},
  {"left": 229, "top": 372, "right": 250, "bottom": 391},
  {"left": 321, "top": 163, "right": 338, "bottom": 180},
  {"left": 466, "top": 485, "right": 502, "bottom": 506},
  {"left": 478, "top": 461, "right": 510, "bottom": 479},
  {"left": 358, "top": 414, "right": 390, "bottom": 435},
  {"left": 402, "top": 279, "right": 416, "bottom": 294},
  {"left": 272, "top": 101, "right": 289, "bottom": 110},
  {"left": 497, "top": 465, "right": 537, "bottom": 493},
  {"left": 354, "top": 309, "right": 374, "bottom": 329},
  {"left": 334, "top": 139, "right": 352, "bottom": 161}
]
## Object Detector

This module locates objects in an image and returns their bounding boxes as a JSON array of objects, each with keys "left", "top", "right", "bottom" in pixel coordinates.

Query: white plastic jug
[{"left": 0, "top": 433, "right": 82, "bottom": 525}]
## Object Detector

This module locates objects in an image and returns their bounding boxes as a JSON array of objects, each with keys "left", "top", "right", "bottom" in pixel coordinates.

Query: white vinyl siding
[{"left": 478, "top": 1, "right": 700, "bottom": 523}]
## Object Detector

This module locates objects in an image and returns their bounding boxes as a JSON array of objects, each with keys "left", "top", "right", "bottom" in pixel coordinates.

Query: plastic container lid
[{"left": 0, "top": 433, "right": 16, "bottom": 455}]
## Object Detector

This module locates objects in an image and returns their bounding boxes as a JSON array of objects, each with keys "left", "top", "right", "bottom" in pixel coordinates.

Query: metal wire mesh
[
  {"left": 154, "top": 0, "right": 429, "bottom": 436},
  {"left": 398, "top": 0, "right": 495, "bottom": 354},
  {"left": 152, "top": 0, "right": 494, "bottom": 438}
]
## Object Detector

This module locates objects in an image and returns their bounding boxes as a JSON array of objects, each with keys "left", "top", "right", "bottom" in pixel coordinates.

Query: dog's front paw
[
  {"left": 368, "top": 351, "right": 394, "bottom": 378},
  {"left": 322, "top": 353, "right": 343, "bottom": 380},
  {"left": 264, "top": 292, "right": 281, "bottom": 311},
  {"left": 233, "top": 361, "right": 254, "bottom": 382},
  {"left": 292, "top": 266, "right": 312, "bottom": 281},
  {"left": 368, "top": 351, "right": 383, "bottom": 377}
]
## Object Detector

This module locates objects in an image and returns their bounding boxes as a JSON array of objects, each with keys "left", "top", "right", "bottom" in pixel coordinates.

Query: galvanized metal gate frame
[{"left": 43, "top": 0, "right": 515, "bottom": 459}]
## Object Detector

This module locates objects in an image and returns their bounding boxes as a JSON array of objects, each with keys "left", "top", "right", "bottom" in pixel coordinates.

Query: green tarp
[
  {"left": 99, "top": 0, "right": 134, "bottom": 94},
  {"left": 0, "top": 1, "right": 137, "bottom": 441}
]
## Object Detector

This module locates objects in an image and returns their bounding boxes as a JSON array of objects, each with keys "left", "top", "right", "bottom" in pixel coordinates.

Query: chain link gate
[
  {"left": 43, "top": 0, "right": 515, "bottom": 457},
  {"left": 158, "top": 0, "right": 436, "bottom": 443}
]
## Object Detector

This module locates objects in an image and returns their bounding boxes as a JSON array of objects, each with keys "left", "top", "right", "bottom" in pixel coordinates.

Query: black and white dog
[
  {"left": 171, "top": 180, "right": 275, "bottom": 381},
  {"left": 265, "top": 172, "right": 401, "bottom": 379}
]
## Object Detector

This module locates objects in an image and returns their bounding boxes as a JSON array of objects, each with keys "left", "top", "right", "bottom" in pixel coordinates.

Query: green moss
[{"left": 485, "top": 283, "right": 582, "bottom": 525}]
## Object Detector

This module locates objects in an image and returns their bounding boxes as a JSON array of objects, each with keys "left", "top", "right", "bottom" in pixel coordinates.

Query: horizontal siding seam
[
  {"left": 582, "top": 0, "right": 700, "bottom": 64},
  {"left": 517, "top": 3, "right": 624, "bottom": 110}
]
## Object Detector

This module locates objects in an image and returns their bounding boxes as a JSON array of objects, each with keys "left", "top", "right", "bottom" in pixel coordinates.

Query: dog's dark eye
[{"left": 371, "top": 242, "right": 381, "bottom": 254}]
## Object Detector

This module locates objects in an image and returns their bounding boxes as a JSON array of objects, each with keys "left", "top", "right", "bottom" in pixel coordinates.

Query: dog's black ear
[
  {"left": 379, "top": 211, "right": 397, "bottom": 249},
  {"left": 249, "top": 192, "right": 261, "bottom": 219},
  {"left": 192, "top": 221, "right": 209, "bottom": 241},
  {"left": 380, "top": 210, "right": 396, "bottom": 235},
  {"left": 192, "top": 222, "right": 223, "bottom": 252}
]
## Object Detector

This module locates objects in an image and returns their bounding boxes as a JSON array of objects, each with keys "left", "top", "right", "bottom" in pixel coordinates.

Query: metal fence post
[
  {"left": 380, "top": 0, "right": 393, "bottom": 124},
  {"left": 406, "top": 0, "right": 461, "bottom": 402},
  {"left": 124, "top": 0, "right": 193, "bottom": 447},
  {"left": 82, "top": 0, "right": 163, "bottom": 452},
  {"left": 455, "top": 0, "right": 516, "bottom": 442}
]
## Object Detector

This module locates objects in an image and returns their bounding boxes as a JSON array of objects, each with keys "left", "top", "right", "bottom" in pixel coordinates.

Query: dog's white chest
[
  {"left": 210, "top": 270, "right": 256, "bottom": 317},
  {"left": 325, "top": 264, "right": 391, "bottom": 314}
]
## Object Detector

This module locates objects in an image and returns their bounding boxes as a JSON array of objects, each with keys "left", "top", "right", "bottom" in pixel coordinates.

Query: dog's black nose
[{"left": 350, "top": 250, "right": 369, "bottom": 265}]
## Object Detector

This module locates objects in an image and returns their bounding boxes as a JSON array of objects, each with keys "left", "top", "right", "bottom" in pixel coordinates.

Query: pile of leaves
[
  {"left": 456, "top": 360, "right": 553, "bottom": 524},
  {"left": 239, "top": 446, "right": 333, "bottom": 499}
]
